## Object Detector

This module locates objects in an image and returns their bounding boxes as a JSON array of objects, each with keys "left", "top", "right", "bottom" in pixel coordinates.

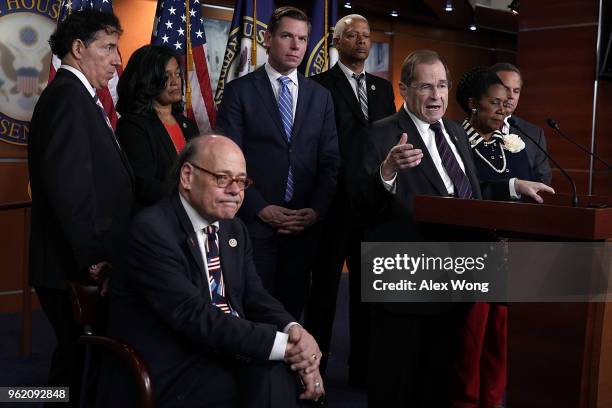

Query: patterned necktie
[
  {"left": 430, "top": 121, "right": 473, "bottom": 199},
  {"left": 352, "top": 73, "right": 369, "bottom": 121},
  {"left": 204, "top": 225, "right": 238, "bottom": 317},
  {"left": 277, "top": 76, "right": 294, "bottom": 202},
  {"left": 93, "top": 95, "right": 121, "bottom": 150}
]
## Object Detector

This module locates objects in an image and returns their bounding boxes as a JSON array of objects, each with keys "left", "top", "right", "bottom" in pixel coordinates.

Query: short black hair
[
  {"left": 49, "top": 9, "right": 122, "bottom": 59},
  {"left": 267, "top": 6, "right": 310, "bottom": 35},
  {"left": 491, "top": 62, "right": 523, "bottom": 85},
  {"left": 455, "top": 66, "right": 505, "bottom": 114},
  {"left": 116, "top": 45, "right": 183, "bottom": 116}
]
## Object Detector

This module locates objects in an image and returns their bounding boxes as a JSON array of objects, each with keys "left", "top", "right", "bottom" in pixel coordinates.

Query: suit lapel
[
  {"left": 153, "top": 115, "right": 179, "bottom": 163},
  {"left": 365, "top": 73, "right": 381, "bottom": 122},
  {"left": 331, "top": 64, "right": 368, "bottom": 124},
  {"left": 172, "top": 195, "right": 208, "bottom": 293},
  {"left": 397, "top": 110, "right": 448, "bottom": 196},
  {"left": 292, "top": 73, "right": 310, "bottom": 143},
  {"left": 252, "top": 67, "right": 287, "bottom": 141},
  {"left": 217, "top": 221, "right": 238, "bottom": 309}
]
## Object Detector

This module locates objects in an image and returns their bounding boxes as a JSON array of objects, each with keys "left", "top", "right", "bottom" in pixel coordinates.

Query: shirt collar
[
  {"left": 60, "top": 64, "right": 96, "bottom": 98},
  {"left": 265, "top": 63, "right": 299, "bottom": 86},
  {"left": 403, "top": 102, "right": 444, "bottom": 135},
  {"left": 179, "top": 193, "right": 219, "bottom": 233},
  {"left": 462, "top": 118, "right": 504, "bottom": 148},
  {"left": 336, "top": 60, "right": 366, "bottom": 80}
]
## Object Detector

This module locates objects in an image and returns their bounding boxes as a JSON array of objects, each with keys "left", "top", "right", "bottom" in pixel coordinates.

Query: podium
[{"left": 413, "top": 194, "right": 612, "bottom": 408}]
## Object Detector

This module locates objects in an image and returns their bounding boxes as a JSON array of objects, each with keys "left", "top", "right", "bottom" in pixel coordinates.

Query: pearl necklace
[{"left": 474, "top": 138, "right": 507, "bottom": 173}]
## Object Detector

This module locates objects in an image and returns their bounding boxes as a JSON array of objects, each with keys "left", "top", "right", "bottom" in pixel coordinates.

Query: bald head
[
  {"left": 198, "top": 134, "right": 245, "bottom": 165},
  {"left": 177, "top": 134, "right": 247, "bottom": 221}
]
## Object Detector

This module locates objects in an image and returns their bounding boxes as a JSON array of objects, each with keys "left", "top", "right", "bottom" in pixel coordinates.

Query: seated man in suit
[
  {"left": 305, "top": 14, "right": 396, "bottom": 384},
  {"left": 492, "top": 62, "right": 552, "bottom": 184},
  {"left": 217, "top": 6, "right": 339, "bottom": 320},
  {"left": 354, "top": 50, "right": 554, "bottom": 408},
  {"left": 102, "top": 135, "right": 325, "bottom": 408}
]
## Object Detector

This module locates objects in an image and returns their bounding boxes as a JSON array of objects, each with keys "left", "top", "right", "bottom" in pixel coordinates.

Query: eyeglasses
[
  {"left": 408, "top": 81, "right": 451, "bottom": 95},
  {"left": 188, "top": 162, "right": 253, "bottom": 190}
]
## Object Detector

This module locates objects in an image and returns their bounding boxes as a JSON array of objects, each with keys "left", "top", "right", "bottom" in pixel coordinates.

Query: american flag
[
  {"left": 152, "top": 0, "right": 216, "bottom": 132},
  {"left": 50, "top": 0, "right": 122, "bottom": 130}
]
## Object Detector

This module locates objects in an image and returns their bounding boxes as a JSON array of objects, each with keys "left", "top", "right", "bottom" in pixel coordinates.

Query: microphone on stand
[
  {"left": 546, "top": 118, "right": 612, "bottom": 170},
  {"left": 508, "top": 117, "right": 579, "bottom": 207}
]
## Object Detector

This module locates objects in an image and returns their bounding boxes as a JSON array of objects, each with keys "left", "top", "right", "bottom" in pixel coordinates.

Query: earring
[{"left": 471, "top": 108, "right": 477, "bottom": 115}]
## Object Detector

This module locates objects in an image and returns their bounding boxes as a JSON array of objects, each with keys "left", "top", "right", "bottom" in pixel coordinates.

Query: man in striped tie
[
  {"left": 104, "top": 135, "right": 326, "bottom": 407},
  {"left": 217, "top": 7, "right": 339, "bottom": 321},
  {"left": 353, "top": 49, "right": 553, "bottom": 408}
]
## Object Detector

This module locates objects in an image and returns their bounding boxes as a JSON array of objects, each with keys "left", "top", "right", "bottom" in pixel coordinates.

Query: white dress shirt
[
  {"left": 336, "top": 60, "right": 366, "bottom": 100},
  {"left": 382, "top": 104, "right": 465, "bottom": 195},
  {"left": 60, "top": 64, "right": 96, "bottom": 97},
  {"left": 382, "top": 105, "right": 518, "bottom": 198},
  {"left": 179, "top": 194, "right": 296, "bottom": 360},
  {"left": 265, "top": 63, "right": 299, "bottom": 122}
]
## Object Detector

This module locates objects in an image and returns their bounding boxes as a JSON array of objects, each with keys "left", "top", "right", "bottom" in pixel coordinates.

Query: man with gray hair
[
  {"left": 354, "top": 49, "right": 553, "bottom": 407},
  {"left": 306, "top": 14, "right": 395, "bottom": 385}
]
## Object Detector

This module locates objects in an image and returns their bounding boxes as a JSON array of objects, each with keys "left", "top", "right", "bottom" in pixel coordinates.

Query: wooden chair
[{"left": 67, "top": 281, "right": 154, "bottom": 408}]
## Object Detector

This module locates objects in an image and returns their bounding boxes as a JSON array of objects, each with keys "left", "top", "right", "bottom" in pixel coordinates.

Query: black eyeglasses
[{"left": 188, "top": 162, "right": 253, "bottom": 190}]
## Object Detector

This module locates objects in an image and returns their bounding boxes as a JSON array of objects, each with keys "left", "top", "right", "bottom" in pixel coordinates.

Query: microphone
[
  {"left": 546, "top": 118, "right": 612, "bottom": 169},
  {"left": 508, "top": 117, "right": 579, "bottom": 207}
]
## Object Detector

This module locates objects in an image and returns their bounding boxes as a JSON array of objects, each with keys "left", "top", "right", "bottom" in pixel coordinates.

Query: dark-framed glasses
[{"left": 188, "top": 162, "right": 253, "bottom": 190}]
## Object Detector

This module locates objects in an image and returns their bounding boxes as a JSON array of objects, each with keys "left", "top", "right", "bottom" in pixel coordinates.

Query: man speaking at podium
[{"left": 354, "top": 49, "right": 553, "bottom": 407}]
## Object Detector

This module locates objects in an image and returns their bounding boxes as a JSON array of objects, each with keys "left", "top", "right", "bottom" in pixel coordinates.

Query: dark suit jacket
[
  {"left": 216, "top": 66, "right": 339, "bottom": 237},
  {"left": 106, "top": 194, "right": 295, "bottom": 405},
  {"left": 355, "top": 109, "right": 509, "bottom": 314},
  {"left": 311, "top": 64, "right": 396, "bottom": 187},
  {"left": 27, "top": 68, "right": 134, "bottom": 289},
  {"left": 510, "top": 115, "right": 552, "bottom": 184},
  {"left": 117, "top": 112, "right": 199, "bottom": 209}
]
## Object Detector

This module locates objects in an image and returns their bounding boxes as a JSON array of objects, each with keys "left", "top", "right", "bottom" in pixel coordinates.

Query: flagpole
[
  {"left": 185, "top": 0, "right": 193, "bottom": 112},
  {"left": 251, "top": 0, "right": 257, "bottom": 66},
  {"left": 324, "top": 0, "right": 328, "bottom": 71}
]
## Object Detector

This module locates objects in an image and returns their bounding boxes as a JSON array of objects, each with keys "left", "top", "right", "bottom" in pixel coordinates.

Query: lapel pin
[
  {"left": 229, "top": 238, "right": 238, "bottom": 248},
  {"left": 371, "top": 84, "right": 376, "bottom": 91}
]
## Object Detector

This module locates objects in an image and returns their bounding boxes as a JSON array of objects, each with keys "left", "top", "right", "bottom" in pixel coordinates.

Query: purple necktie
[{"left": 430, "top": 121, "right": 473, "bottom": 199}]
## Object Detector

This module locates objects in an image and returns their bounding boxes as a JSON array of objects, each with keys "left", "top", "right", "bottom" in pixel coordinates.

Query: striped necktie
[
  {"left": 93, "top": 95, "right": 121, "bottom": 150},
  {"left": 204, "top": 225, "right": 238, "bottom": 317},
  {"left": 352, "top": 72, "right": 369, "bottom": 121},
  {"left": 277, "top": 76, "right": 294, "bottom": 202},
  {"left": 430, "top": 121, "right": 473, "bottom": 199}
]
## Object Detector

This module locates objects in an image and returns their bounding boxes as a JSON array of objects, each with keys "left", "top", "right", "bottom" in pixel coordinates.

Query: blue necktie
[
  {"left": 204, "top": 225, "right": 238, "bottom": 317},
  {"left": 430, "top": 121, "right": 473, "bottom": 199},
  {"left": 278, "top": 76, "right": 294, "bottom": 202}
]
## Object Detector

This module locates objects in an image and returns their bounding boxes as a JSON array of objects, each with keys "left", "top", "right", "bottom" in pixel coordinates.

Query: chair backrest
[
  {"left": 66, "top": 280, "right": 155, "bottom": 408},
  {"left": 67, "top": 282, "right": 99, "bottom": 335}
]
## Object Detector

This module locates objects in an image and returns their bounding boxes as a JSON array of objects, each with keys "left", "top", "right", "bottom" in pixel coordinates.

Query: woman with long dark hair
[{"left": 116, "top": 45, "right": 199, "bottom": 209}]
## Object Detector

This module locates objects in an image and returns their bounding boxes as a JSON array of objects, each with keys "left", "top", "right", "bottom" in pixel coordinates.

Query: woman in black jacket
[{"left": 116, "top": 45, "right": 199, "bottom": 209}]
